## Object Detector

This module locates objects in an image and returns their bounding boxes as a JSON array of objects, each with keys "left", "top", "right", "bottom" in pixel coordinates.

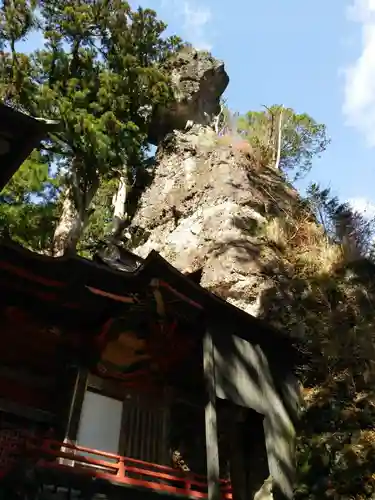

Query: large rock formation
[
  {"left": 132, "top": 123, "right": 298, "bottom": 316},
  {"left": 148, "top": 47, "right": 229, "bottom": 145},
  {"left": 130, "top": 49, "right": 304, "bottom": 500},
  {"left": 132, "top": 47, "right": 375, "bottom": 500},
  {"left": 135, "top": 48, "right": 306, "bottom": 319}
]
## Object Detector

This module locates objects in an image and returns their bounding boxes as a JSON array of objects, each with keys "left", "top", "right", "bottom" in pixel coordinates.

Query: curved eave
[
  {"left": 0, "top": 103, "right": 59, "bottom": 190},
  {"left": 143, "top": 251, "right": 301, "bottom": 363},
  {"left": 0, "top": 240, "right": 301, "bottom": 366}
]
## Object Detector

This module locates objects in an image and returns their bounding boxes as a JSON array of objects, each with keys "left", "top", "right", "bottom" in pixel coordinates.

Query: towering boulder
[
  {"left": 148, "top": 47, "right": 229, "bottom": 145},
  {"left": 135, "top": 47, "right": 299, "bottom": 317},
  {"left": 131, "top": 49, "right": 301, "bottom": 499},
  {"left": 132, "top": 124, "right": 298, "bottom": 316},
  {"left": 131, "top": 47, "right": 375, "bottom": 500}
]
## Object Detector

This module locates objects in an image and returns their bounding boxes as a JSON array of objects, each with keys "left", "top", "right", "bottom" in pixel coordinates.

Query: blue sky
[
  {"left": 143, "top": 0, "right": 375, "bottom": 216},
  {"left": 20, "top": 0, "right": 375, "bottom": 215}
]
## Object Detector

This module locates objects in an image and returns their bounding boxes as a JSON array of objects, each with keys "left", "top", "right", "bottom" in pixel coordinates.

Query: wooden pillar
[
  {"left": 64, "top": 368, "right": 88, "bottom": 443},
  {"left": 54, "top": 367, "right": 88, "bottom": 466},
  {"left": 203, "top": 330, "right": 221, "bottom": 500},
  {"left": 262, "top": 372, "right": 299, "bottom": 500}
]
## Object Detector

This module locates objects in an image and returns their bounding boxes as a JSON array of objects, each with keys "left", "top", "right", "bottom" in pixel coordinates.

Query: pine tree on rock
[
  {"left": 237, "top": 106, "right": 330, "bottom": 180},
  {"left": 1, "top": 0, "right": 182, "bottom": 256}
]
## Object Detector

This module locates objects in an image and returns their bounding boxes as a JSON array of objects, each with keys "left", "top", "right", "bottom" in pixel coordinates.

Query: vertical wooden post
[
  {"left": 263, "top": 415, "right": 295, "bottom": 500},
  {"left": 203, "top": 330, "right": 221, "bottom": 500},
  {"left": 57, "top": 367, "right": 87, "bottom": 466},
  {"left": 261, "top": 369, "right": 298, "bottom": 500},
  {"left": 64, "top": 368, "right": 88, "bottom": 442}
]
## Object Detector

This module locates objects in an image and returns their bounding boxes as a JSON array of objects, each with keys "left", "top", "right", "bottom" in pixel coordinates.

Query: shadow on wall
[
  {"left": 217, "top": 400, "right": 271, "bottom": 500},
  {"left": 210, "top": 328, "right": 297, "bottom": 500},
  {"left": 209, "top": 162, "right": 375, "bottom": 499}
]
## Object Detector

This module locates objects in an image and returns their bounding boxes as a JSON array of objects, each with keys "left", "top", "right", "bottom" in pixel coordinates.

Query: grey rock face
[
  {"left": 133, "top": 47, "right": 300, "bottom": 500},
  {"left": 148, "top": 47, "right": 229, "bottom": 145},
  {"left": 132, "top": 124, "right": 297, "bottom": 317}
]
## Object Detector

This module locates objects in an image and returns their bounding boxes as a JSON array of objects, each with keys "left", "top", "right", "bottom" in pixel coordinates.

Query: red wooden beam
[{"left": 0, "top": 261, "right": 65, "bottom": 288}]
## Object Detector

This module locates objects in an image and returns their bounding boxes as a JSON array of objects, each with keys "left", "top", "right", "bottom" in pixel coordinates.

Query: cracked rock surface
[
  {"left": 148, "top": 47, "right": 229, "bottom": 145},
  {"left": 132, "top": 124, "right": 298, "bottom": 316}
]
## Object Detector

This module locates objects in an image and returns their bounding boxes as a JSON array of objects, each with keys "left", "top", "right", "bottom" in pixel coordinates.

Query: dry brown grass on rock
[
  {"left": 216, "top": 131, "right": 268, "bottom": 169},
  {"left": 263, "top": 211, "right": 342, "bottom": 277},
  {"left": 259, "top": 204, "right": 375, "bottom": 498}
]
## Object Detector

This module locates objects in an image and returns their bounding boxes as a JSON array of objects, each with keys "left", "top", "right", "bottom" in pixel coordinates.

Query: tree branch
[{"left": 274, "top": 106, "right": 284, "bottom": 171}]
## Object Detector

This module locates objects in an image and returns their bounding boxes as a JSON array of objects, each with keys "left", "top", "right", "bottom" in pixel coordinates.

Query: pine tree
[
  {"left": 306, "top": 183, "right": 375, "bottom": 259},
  {"left": 0, "top": 151, "right": 60, "bottom": 252},
  {"left": 0, "top": 0, "right": 37, "bottom": 105},
  {"left": 237, "top": 106, "right": 330, "bottom": 180},
  {"left": 0, "top": 0, "right": 182, "bottom": 256}
]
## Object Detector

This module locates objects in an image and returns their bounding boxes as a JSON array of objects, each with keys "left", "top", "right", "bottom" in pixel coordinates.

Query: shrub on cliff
[{"left": 259, "top": 196, "right": 375, "bottom": 499}]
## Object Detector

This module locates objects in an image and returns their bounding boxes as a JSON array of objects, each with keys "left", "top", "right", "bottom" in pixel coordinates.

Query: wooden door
[{"left": 120, "top": 390, "right": 170, "bottom": 465}]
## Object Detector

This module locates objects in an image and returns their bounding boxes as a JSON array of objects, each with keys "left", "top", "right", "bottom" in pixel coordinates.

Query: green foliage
[
  {"left": 0, "top": 0, "right": 37, "bottom": 105},
  {"left": 258, "top": 186, "right": 375, "bottom": 498},
  {"left": 261, "top": 210, "right": 375, "bottom": 498},
  {"left": 76, "top": 176, "right": 118, "bottom": 257},
  {"left": 0, "top": 0, "right": 183, "bottom": 254},
  {"left": 31, "top": 1, "right": 182, "bottom": 209},
  {"left": 0, "top": 0, "right": 36, "bottom": 46},
  {"left": 296, "top": 385, "right": 375, "bottom": 500},
  {"left": 237, "top": 105, "right": 330, "bottom": 179},
  {"left": 306, "top": 183, "right": 375, "bottom": 259},
  {"left": 277, "top": 108, "right": 329, "bottom": 177},
  {"left": 0, "top": 152, "right": 60, "bottom": 251}
]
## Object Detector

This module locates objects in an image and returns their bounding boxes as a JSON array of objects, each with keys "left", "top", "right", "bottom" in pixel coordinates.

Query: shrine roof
[
  {"left": 0, "top": 103, "right": 58, "bottom": 190},
  {"left": 0, "top": 239, "right": 301, "bottom": 368}
]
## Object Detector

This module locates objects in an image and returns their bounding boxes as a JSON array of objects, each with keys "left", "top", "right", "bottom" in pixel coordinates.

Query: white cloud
[
  {"left": 161, "top": 0, "right": 213, "bottom": 51},
  {"left": 348, "top": 196, "right": 375, "bottom": 218},
  {"left": 342, "top": 0, "right": 375, "bottom": 146}
]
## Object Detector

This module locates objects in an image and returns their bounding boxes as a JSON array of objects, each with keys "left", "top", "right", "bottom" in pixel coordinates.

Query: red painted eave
[{"left": 0, "top": 238, "right": 302, "bottom": 368}]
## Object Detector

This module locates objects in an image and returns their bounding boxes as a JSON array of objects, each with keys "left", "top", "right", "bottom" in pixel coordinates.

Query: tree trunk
[
  {"left": 52, "top": 178, "right": 98, "bottom": 257},
  {"left": 111, "top": 170, "right": 128, "bottom": 241},
  {"left": 52, "top": 189, "right": 80, "bottom": 257},
  {"left": 274, "top": 107, "right": 283, "bottom": 171}
]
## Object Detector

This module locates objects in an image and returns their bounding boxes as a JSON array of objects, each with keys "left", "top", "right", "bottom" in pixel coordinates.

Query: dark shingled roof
[
  {"left": 0, "top": 103, "right": 58, "bottom": 190},
  {"left": 0, "top": 239, "right": 301, "bottom": 370}
]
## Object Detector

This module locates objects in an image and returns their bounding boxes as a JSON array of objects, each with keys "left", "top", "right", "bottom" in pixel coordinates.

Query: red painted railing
[{"left": 15, "top": 438, "right": 233, "bottom": 499}]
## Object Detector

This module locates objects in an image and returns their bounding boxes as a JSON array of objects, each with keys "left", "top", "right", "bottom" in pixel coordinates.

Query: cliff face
[
  {"left": 132, "top": 47, "right": 375, "bottom": 500},
  {"left": 133, "top": 123, "right": 298, "bottom": 317},
  {"left": 135, "top": 47, "right": 299, "bottom": 317},
  {"left": 131, "top": 48, "right": 299, "bottom": 500}
]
